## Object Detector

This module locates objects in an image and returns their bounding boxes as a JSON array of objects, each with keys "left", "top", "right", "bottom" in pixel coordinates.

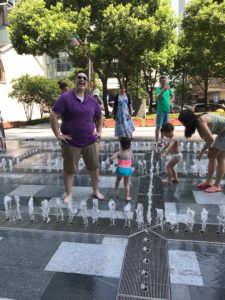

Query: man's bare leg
[
  {"left": 63, "top": 171, "right": 74, "bottom": 204},
  {"left": 155, "top": 127, "right": 160, "bottom": 144},
  {"left": 89, "top": 168, "right": 104, "bottom": 200},
  {"left": 160, "top": 131, "right": 165, "bottom": 144}
]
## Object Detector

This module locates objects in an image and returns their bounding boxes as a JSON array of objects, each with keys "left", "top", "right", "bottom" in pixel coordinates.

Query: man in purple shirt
[{"left": 50, "top": 71, "right": 104, "bottom": 204}]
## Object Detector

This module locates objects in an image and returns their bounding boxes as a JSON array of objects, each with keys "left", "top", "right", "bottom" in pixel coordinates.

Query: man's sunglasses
[{"left": 77, "top": 75, "right": 88, "bottom": 81}]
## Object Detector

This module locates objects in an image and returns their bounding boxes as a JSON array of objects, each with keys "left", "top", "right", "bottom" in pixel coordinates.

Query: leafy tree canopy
[
  {"left": 8, "top": 0, "right": 177, "bottom": 116},
  {"left": 178, "top": 0, "right": 225, "bottom": 102},
  {"left": 181, "top": 0, "right": 225, "bottom": 78},
  {"left": 8, "top": 0, "right": 89, "bottom": 57}
]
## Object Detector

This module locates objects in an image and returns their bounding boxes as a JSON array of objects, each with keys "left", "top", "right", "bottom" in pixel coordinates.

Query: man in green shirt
[{"left": 155, "top": 76, "right": 174, "bottom": 147}]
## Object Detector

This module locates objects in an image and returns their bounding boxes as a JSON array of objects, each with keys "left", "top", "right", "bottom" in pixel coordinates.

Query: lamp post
[
  {"left": 181, "top": 70, "right": 185, "bottom": 110},
  {"left": 87, "top": 25, "right": 95, "bottom": 91},
  {"left": 88, "top": 54, "right": 92, "bottom": 90}
]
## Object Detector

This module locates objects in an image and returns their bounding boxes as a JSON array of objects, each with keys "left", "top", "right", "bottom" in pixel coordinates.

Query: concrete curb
[{"left": 4, "top": 124, "right": 201, "bottom": 141}]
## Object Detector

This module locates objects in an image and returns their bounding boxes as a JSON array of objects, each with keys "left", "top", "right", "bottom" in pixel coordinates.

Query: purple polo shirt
[{"left": 52, "top": 90, "right": 102, "bottom": 147}]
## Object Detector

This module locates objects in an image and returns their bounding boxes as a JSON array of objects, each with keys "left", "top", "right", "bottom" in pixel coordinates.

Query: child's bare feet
[
  {"left": 125, "top": 197, "right": 132, "bottom": 202},
  {"left": 64, "top": 193, "right": 72, "bottom": 204},
  {"left": 161, "top": 179, "right": 172, "bottom": 184},
  {"left": 114, "top": 190, "right": 119, "bottom": 197},
  {"left": 93, "top": 190, "right": 105, "bottom": 200}
]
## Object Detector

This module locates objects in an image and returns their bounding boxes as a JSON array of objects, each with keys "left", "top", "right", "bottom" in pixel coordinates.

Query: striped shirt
[{"left": 198, "top": 114, "right": 225, "bottom": 139}]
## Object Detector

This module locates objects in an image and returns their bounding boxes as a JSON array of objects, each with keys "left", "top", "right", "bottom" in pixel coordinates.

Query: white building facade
[
  {"left": 0, "top": 45, "right": 45, "bottom": 121},
  {"left": 0, "top": 0, "right": 46, "bottom": 121},
  {"left": 170, "top": 0, "right": 190, "bottom": 16}
]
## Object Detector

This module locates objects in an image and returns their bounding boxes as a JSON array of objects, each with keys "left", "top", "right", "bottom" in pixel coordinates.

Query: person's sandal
[
  {"left": 204, "top": 186, "right": 222, "bottom": 193},
  {"left": 196, "top": 182, "right": 212, "bottom": 190}
]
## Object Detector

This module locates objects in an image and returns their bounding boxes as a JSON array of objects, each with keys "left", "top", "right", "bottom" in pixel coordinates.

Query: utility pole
[{"left": 181, "top": 69, "right": 185, "bottom": 110}]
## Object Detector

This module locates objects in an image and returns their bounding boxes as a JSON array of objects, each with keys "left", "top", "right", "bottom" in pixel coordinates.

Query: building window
[
  {"left": 56, "top": 57, "right": 72, "bottom": 72},
  {"left": 0, "top": 0, "right": 16, "bottom": 7}
]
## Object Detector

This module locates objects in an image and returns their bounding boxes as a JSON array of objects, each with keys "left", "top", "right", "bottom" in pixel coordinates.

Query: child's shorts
[
  {"left": 116, "top": 167, "right": 132, "bottom": 177},
  {"left": 171, "top": 152, "right": 182, "bottom": 162}
]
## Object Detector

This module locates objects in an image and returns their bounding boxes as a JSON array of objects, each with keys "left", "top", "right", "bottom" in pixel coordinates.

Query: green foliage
[
  {"left": 180, "top": 0, "right": 225, "bottom": 102},
  {"left": 9, "top": 74, "right": 59, "bottom": 120},
  {"left": 99, "top": 3, "right": 158, "bottom": 84},
  {"left": 8, "top": 0, "right": 177, "bottom": 116},
  {"left": 8, "top": 0, "right": 81, "bottom": 57},
  {"left": 28, "top": 76, "right": 59, "bottom": 117},
  {"left": 26, "top": 117, "right": 49, "bottom": 125},
  {"left": 139, "top": 0, "right": 177, "bottom": 112},
  {"left": 9, "top": 74, "right": 35, "bottom": 120}
]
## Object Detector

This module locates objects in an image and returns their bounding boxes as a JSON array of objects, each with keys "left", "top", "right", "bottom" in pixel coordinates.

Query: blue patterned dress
[{"left": 115, "top": 95, "right": 135, "bottom": 137}]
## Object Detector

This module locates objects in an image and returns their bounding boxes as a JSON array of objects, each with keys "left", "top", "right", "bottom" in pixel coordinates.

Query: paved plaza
[{"left": 0, "top": 125, "right": 225, "bottom": 300}]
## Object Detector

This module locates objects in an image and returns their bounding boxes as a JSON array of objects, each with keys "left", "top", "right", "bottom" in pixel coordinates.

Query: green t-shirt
[{"left": 155, "top": 88, "right": 173, "bottom": 112}]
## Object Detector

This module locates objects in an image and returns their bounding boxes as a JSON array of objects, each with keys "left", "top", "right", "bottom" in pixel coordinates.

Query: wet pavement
[{"left": 0, "top": 127, "right": 225, "bottom": 300}]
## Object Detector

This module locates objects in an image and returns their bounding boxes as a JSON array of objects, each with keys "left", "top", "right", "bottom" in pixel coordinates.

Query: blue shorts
[
  {"left": 116, "top": 167, "right": 132, "bottom": 177},
  {"left": 156, "top": 112, "right": 170, "bottom": 128}
]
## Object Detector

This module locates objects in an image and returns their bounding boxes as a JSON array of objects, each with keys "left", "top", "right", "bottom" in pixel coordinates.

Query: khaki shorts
[{"left": 61, "top": 142, "right": 99, "bottom": 174}]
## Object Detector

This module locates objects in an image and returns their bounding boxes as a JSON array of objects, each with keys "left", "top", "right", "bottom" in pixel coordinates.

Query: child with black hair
[
  {"left": 109, "top": 137, "right": 133, "bottom": 201},
  {"left": 58, "top": 81, "right": 69, "bottom": 94},
  {"left": 160, "top": 123, "right": 182, "bottom": 184},
  {"left": 178, "top": 109, "right": 225, "bottom": 192}
]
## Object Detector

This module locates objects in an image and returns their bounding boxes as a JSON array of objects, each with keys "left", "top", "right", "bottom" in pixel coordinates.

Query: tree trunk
[
  {"left": 204, "top": 77, "right": 208, "bottom": 107},
  {"left": 101, "top": 77, "right": 109, "bottom": 118},
  {"left": 133, "top": 98, "right": 146, "bottom": 118},
  {"left": 95, "top": 62, "right": 112, "bottom": 118},
  {"left": 23, "top": 102, "right": 34, "bottom": 121},
  {"left": 181, "top": 71, "right": 185, "bottom": 110},
  {"left": 148, "top": 88, "right": 154, "bottom": 113}
]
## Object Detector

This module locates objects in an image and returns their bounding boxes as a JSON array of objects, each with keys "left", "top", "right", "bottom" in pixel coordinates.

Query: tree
[
  {"left": 180, "top": 0, "right": 225, "bottom": 104},
  {"left": 73, "top": 1, "right": 177, "bottom": 114},
  {"left": 27, "top": 76, "right": 59, "bottom": 117},
  {"left": 8, "top": 0, "right": 83, "bottom": 57},
  {"left": 9, "top": 75, "right": 35, "bottom": 120},
  {"left": 141, "top": 42, "right": 177, "bottom": 113},
  {"left": 9, "top": 75, "right": 59, "bottom": 119},
  {"left": 171, "top": 33, "right": 194, "bottom": 109},
  {"left": 140, "top": 0, "right": 177, "bottom": 112},
  {"left": 89, "top": 3, "right": 160, "bottom": 115},
  {"left": 8, "top": 0, "right": 177, "bottom": 117},
  {"left": 68, "top": 2, "right": 163, "bottom": 115}
]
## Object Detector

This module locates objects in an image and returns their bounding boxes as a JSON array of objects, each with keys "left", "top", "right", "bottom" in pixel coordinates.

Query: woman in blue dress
[{"left": 112, "top": 85, "right": 135, "bottom": 138}]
